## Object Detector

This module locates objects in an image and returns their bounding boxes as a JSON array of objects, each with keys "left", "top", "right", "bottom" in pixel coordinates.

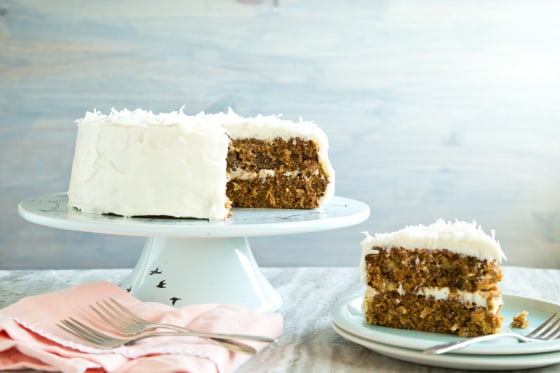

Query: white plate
[
  {"left": 332, "top": 323, "right": 560, "bottom": 371},
  {"left": 331, "top": 294, "right": 560, "bottom": 355}
]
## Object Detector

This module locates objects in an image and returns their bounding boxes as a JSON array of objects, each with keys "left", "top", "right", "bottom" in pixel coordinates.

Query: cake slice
[{"left": 360, "top": 220, "right": 506, "bottom": 337}]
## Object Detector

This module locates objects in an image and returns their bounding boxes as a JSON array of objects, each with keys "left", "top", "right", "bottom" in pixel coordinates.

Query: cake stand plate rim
[{"left": 18, "top": 193, "right": 370, "bottom": 238}]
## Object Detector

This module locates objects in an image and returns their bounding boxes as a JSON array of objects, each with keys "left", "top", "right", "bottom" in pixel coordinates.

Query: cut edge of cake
[{"left": 218, "top": 108, "right": 334, "bottom": 210}]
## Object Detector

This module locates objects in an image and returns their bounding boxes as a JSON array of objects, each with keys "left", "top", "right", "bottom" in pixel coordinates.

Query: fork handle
[
  {"left": 423, "top": 333, "right": 531, "bottom": 355},
  {"left": 123, "top": 331, "right": 257, "bottom": 354},
  {"left": 150, "top": 323, "right": 277, "bottom": 343}
]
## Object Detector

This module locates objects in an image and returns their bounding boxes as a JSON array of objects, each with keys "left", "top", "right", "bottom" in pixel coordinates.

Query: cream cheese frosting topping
[
  {"left": 361, "top": 219, "right": 506, "bottom": 262},
  {"left": 68, "top": 109, "right": 231, "bottom": 220}
]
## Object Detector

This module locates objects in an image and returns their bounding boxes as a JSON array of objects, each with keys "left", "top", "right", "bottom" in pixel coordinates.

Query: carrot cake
[
  {"left": 67, "top": 108, "right": 334, "bottom": 220},
  {"left": 360, "top": 220, "right": 506, "bottom": 337}
]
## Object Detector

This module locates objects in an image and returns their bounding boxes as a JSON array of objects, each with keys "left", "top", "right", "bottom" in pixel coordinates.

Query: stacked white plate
[{"left": 331, "top": 294, "right": 560, "bottom": 370}]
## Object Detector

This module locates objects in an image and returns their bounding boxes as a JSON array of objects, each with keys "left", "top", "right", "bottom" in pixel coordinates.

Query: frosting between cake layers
[
  {"left": 364, "top": 285, "right": 503, "bottom": 314},
  {"left": 229, "top": 169, "right": 277, "bottom": 180},
  {"left": 360, "top": 219, "right": 506, "bottom": 262}
]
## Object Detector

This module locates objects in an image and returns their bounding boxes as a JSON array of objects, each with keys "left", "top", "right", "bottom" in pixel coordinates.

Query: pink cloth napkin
[{"left": 0, "top": 281, "right": 283, "bottom": 373}]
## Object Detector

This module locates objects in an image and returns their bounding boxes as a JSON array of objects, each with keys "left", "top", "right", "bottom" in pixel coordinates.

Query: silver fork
[
  {"left": 58, "top": 317, "right": 257, "bottom": 354},
  {"left": 91, "top": 297, "right": 276, "bottom": 343},
  {"left": 424, "top": 312, "right": 560, "bottom": 355}
]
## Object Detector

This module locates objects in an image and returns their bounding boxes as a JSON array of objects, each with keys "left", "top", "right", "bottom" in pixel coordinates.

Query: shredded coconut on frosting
[{"left": 361, "top": 219, "right": 506, "bottom": 262}]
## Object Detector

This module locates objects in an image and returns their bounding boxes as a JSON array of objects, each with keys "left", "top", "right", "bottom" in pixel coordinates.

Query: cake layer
[
  {"left": 362, "top": 291, "right": 503, "bottom": 337},
  {"left": 227, "top": 138, "right": 322, "bottom": 172},
  {"left": 227, "top": 173, "right": 328, "bottom": 209},
  {"left": 362, "top": 247, "right": 503, "bottom": 292}
]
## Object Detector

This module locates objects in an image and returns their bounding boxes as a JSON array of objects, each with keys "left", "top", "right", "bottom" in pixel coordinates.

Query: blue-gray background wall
[{"left": 1, "top": 0, "right": 559, "bottom": 269}]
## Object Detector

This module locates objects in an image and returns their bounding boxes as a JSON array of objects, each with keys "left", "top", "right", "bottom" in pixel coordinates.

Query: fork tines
[
  {"left": 58, "top": 317, "right": 113, "bottom": 346},
  {"left": 90, "top": 298, "right": 141, "bottom": 331},
  {"left": 527, "top": 312, "right": 560, "bottom": 340}
]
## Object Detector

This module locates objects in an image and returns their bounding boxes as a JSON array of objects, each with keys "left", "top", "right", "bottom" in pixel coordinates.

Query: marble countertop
[{"left": 1, "top": 266, "right": 559, "bottom": 372}]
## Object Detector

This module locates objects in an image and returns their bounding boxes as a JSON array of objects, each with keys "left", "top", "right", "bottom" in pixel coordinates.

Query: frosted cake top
[
  {"left": 77, "top": 107, "right": 326, "bottom": 141},
  {"left": 361, "top": 219, "right": 506, "bottom": 262},
  {"left": 76, "top": 106, "right": 334, "bottom": 179}
]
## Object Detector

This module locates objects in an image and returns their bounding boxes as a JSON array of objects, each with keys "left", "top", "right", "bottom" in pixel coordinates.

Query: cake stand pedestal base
[{"left": 121, "top": 237, "right": 282, "bottom": 312}]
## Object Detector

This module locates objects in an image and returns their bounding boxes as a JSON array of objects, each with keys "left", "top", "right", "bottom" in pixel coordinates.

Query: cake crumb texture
[
  {"left": 362, "top": 245, "right": 504, "bottom": 337},
  {"left": 226, "top": 138, "right": 328, "bottom": 208},
  {"left": 364, "top": 247, "right": 503, "bottom": 292},
  {"left": 510, "top": 311, "right": 529, "bottom": 329},
  {"left": 363, "top": 293, "right": 503, "bottom": 337}
]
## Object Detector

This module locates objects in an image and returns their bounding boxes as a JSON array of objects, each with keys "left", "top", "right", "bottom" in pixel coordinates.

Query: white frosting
[
  {"left": 360, "top": 219, "right": 506, "bottom": 262},
  {"left": 68, "top": 109, "right": 231, "bottom": 220},
  {"left": 364, "top": 285, "right": 502, "bottom": 314},
  {"left": 229, "top": 169, "right": 276, "bottom": 180},
  {"left": 68, "top": 108, "right": 334, "bottom": 220}
]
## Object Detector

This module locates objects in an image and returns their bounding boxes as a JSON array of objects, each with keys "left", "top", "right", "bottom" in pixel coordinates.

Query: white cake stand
[{"left": 18, "top": 193, "right": 370, "bottom": 312}]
